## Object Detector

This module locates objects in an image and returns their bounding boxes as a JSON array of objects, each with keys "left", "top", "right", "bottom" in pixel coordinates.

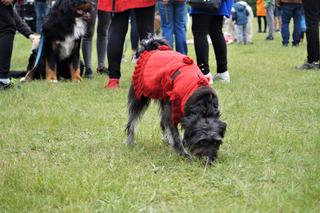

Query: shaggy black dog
[
  {"left": 124, "top": 37, "right": 227, "bottom": 162},
  {"left": 22, "top": 0, "right": 92, "bottom": 82}
]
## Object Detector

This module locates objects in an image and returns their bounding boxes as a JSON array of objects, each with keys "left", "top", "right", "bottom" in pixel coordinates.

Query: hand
[
  {"left": 1, "top": 0, "right": 14, "bottom": 5},
  {"left": 29, "top": 34, "right": 40, "bottom": 50}
]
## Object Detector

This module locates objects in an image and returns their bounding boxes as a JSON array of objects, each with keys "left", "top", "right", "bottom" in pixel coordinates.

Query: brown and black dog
[{"left": 23, "top": 0, "right": 93, "bottom": 82}]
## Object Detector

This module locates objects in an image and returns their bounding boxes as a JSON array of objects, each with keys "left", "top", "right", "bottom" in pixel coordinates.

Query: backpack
[{"left": 233, "top": 3, "right": 248, "bottom": 26}]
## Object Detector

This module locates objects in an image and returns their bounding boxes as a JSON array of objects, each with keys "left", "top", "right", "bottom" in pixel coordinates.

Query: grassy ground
[{"left": 1, "top": 23, "right": 320, "bottom": 212}]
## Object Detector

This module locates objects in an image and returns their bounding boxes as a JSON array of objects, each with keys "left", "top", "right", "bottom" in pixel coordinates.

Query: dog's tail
[{"left": 136, "top": 35, "right": 171, "bottom": 58}]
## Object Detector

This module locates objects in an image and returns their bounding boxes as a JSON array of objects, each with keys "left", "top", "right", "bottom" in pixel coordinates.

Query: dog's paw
[{"left": 49, "top": 80, "right": 58, "bottom": 83}]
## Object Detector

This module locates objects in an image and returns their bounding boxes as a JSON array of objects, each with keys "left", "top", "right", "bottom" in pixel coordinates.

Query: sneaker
[
  {"left": 204, "top": 72, "right": 213, "bottom": 84},
  {"left": 104, "top": 78, "right": 119, "bottom": 89},
  {"left": 84, "top": 68, "right": 93, "bottom": 79},
  {"left": 265, "top": 36, "right": 274, "bottom": 40},
  {"left": 213, "top": 71, "right": 230, "bottom": 83},
  {"left": 296, "top": 61, "right": 320, "bottom": 70},
  {"left": 0, "top": 81, "right": 14, "bottom": 90},
  {"left": 97, "top": 67, "right": 108, "bottom": 75}
]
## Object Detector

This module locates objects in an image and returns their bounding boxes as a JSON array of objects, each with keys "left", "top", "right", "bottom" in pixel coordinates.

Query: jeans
[
  {"left": 280, "top": 3, "right": 303, "bottom": 45},
  {"left": 35, "top": 1, "right": 49, "bottom": 33},
  {"left": 0, "top": 33, "right": 14, "bottom": 79},
  {"left": 303, "top": 0, "right": 320, "bottom": 63},
  {"left": 157, "top": 1, "right": 187, "bottom": 54}
]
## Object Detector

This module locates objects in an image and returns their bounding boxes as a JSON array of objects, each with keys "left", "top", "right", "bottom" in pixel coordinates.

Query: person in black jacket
[{"left": 0, "top": 0, "right": 38, "bottom": 89}]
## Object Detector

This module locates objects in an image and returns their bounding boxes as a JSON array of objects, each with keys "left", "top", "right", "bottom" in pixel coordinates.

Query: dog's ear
[{"left": 136, "top": 36, "right": 171, "bottom": 58}]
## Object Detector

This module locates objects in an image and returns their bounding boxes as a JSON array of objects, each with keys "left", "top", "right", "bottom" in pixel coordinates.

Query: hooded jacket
[{"left": 98, "top": 0, "right": 156, "bottom": 12}]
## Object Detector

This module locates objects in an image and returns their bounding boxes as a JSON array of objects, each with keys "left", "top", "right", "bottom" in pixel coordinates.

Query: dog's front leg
[
  {"left": 70, "top": 40, "right": 82, "bottom": 82},
  {"left": 160, "top": 100, "right": 191, "bottom": 160},
  {"left": 46, "top": 54, "right": 58, "bottom": 83}
]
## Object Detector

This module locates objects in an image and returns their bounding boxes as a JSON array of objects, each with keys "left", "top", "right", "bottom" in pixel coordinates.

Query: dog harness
[{"left": 133, "top": 46, "right": 209, "bottom": 124}]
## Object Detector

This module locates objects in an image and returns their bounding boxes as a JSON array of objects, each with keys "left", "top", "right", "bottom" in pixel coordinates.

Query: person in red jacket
[{"left": 98, "top": 0, "right": 156, "bottom": 89}]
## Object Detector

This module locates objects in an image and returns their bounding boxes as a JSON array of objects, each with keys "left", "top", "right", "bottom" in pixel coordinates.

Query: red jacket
[
  {"left": 98, "top": 0, "right": 156, "bottom": 12},
  {"left": 133, "top": 46, "right": 209, "bottom": 125}
]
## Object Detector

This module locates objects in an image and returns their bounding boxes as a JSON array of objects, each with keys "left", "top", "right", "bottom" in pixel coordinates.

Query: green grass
[{"left": 1, "top": 24, "right": 320, "bottom": 212}]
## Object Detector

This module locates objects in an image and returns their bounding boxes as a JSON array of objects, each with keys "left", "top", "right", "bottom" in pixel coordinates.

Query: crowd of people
[{"left": 0, "top": 0, "right": 319, "bottom": 90}]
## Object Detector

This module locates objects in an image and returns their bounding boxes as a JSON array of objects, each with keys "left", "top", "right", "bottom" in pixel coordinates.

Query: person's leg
[
  {"left": 191, "top": 14, "right": 210, "bottom": 75},
  {"left": 129, "top": 11, "right": 139, "bottom": 62},
  {"left": 257, "top": 16, "right": 262, "bottom": 32},
  {"left": 157, "top": 1, "right": 174, "bottom": 47},
  {"left": 0, "top": 32, "right": 14, "bottom": 87},
  {"left": 82, "top": 1, "right": 97, "bottom": 78},
  {"left": 243, "top": 25, "right": 248, "bottom": 44},
  {"left": 266, "top": 3, "right": 275, "bottom": 39},
  {"left": 96, "top": 10, "right": 111, "bottom": 73},
  {"left": 208, "top": 15, "right": 228, "bottom": 74},
  {"left": 263, "top": 16, "right": 267, "bottom": 32},
  {"left": 173, "top": 2, "right": 187, "bottom": 54},
  {"left": 280, "top": 4, "right": 292, "bottom": 46},
  {"left": 35, "top": 2, "right": 42, "bottom": 33},
  {"left": 235, "top": 24, "right": 243, "bottom": 43},
  {"left": 107, "top": 10, "right": 130, "bottom": 79},
  {"left": 134, "top": 6, "right": 155, "bottom": 40},
  {"left": 292, "top": 4, "right": 302, "bottom": 46},
  {"left": 303, "top": 0, "right": 320, "bottom": 63}
]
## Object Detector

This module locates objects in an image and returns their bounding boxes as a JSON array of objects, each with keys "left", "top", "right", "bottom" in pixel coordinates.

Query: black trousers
[
  {"left": 0, "top": 4, "right": 15, "bottom": 79},
  {"left": 191, "top": 14, "right": 227, "bottom": 74},
  {"left": 107, "top": 6, "right": 155, "bottom": 79},
  {"left": 303, "top": 0, "right": 320, "bottom": 63}
]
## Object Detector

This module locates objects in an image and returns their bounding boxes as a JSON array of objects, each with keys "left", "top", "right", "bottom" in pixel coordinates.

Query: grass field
[{"left": 1, "top": 22, "right": 320, "bottom": 212}]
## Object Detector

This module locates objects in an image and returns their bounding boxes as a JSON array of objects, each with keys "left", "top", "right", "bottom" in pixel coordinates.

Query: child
[{"left": 232, "top": 1, "right": 249, "bottom": 44}]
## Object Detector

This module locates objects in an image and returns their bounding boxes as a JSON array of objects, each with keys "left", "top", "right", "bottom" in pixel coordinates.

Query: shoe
[
  {"left": 84, "top": 68, "right": 93, "bottom": 79},
  {"left": 0, "top": 81, "right": 14, "bottom": 90},
  {"left": 204, "top": 72, "right": 213, "bottom": 84},
  {"left": 213, "top": 71, "right": 230, "bottom": 83},
  {"left": 104, "top": 78, "right": 119, "bottom": 89},
  {"left": 292, "top": 43, "right": 299, "bottom": 47},
  {"left": 296, "top": 61, "right": 320, "bottom": 70},
  {"left": 282, "top": 43, "right": 288, "bottom": 47},
  {"left": 265, "top": 36, "right": 274, "bottom": 40},
  {"left": 97, "top": 67, "right": 108, "bottom": 75}
]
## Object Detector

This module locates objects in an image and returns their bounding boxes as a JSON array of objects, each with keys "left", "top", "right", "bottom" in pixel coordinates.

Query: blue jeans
[
  {"left": 157, "top": 1, "right": 187, "bottom": 54},
  {"left": 35, "top": 1, "right": 49, "bottom": 33},
  {"left": 280, "top": 3, "right": 303, "bottom": 45}
]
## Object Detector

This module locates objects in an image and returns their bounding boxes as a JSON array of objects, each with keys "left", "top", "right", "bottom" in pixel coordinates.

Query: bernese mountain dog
[{"left": 22, "top": 0, "right": 93, "bottom": 82}]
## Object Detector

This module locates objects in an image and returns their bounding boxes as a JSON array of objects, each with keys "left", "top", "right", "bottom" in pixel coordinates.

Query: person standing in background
[
  {"left": 99, "top": 0, "right": 156, "bottom": 89},
  {"left": 190, "top": 0, "right": 233, "bottom": 83},
  {"left": 256, "top": 0, "right": 267, "bottom": 33},
  {"left": 276, "top": 0, "right": 302, "bottom": 47},
  {"left": 297, "top": 0, "right": 320, "bottom": 70},
  {"left": 157, "top": 0, "right": 187, "bottom": 55},
  {"left": 82, "top": 0, "right": 111, "bottom": 78},
  {"left": 264, "top": 0, "right": 275, "bottom": 40},
  {"left": 0, "top": 0, "right": 39, "bottom": 89}
]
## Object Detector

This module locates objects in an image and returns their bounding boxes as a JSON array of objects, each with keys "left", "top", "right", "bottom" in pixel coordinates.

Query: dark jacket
[{"left": 0, "top": 2, "right": 32, "bottom": 37}]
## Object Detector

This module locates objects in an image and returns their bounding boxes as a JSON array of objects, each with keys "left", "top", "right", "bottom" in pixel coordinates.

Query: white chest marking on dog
[{"left": 57, "top": 18, "right": 87, "bottom": 60}]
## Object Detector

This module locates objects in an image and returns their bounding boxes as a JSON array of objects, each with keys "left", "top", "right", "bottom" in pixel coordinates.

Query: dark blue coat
[{"left": 189, "top": 0, "right": 233, "bottom": 18}]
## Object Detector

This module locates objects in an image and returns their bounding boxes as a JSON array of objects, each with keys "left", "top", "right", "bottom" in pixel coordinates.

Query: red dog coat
[{"left": 133, "top": 46, "right": 209, "bottom": 124}]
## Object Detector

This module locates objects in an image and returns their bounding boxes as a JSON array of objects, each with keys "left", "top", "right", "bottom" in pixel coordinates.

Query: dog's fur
[
  {"left": 125, "top": 37, "right": 227, "bottom": 162},
  {"left": 23, "top": 0, "right": 92, "bottom": 82}
]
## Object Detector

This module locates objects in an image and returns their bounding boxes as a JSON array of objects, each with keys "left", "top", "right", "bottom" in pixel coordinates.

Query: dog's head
[
  {"left": 181, "top": 86, "right": 227, "bottom": 162},
  {"left": 52, "top": 0, "right": 93, "bottom": 20}
]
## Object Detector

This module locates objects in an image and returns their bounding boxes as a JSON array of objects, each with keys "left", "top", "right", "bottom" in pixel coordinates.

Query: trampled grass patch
[{"left": 1, "top": 27, "right": 319, "bottom": 212}]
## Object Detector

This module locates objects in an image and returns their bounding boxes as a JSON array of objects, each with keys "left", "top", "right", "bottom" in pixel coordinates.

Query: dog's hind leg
[
  {"left": 125, "top": 85, "right": 150, "bottom": 145},
  {"left": 160, "top": 100, "right": 191, "bottom": 160}
]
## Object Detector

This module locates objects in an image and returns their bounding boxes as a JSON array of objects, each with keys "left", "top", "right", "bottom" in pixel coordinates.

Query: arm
[{"left": 13, "top": 7, "right": 33, "bottom": 38}]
